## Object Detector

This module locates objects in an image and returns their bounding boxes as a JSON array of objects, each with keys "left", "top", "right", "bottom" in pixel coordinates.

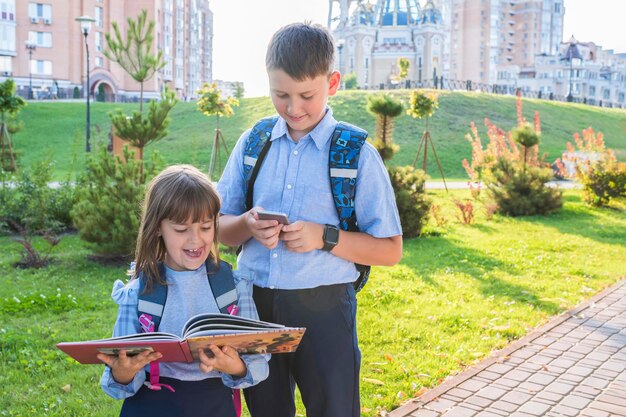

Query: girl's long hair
[{"left": 134, "top": 165, "right": 221, "bottom": 292}]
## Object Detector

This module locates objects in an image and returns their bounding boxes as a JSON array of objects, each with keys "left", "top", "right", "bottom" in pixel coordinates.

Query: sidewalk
[{"left": 389, "top": 278, "right": 626, "bottom": 417}]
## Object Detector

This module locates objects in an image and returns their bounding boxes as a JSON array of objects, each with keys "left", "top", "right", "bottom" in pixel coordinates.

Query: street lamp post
[
  {"left": 337, "top": 39, "right": 344, "bottom": 89},
  {"left": 76, "top": 15, "right": 96, "bottom": 152},
  {"left": 24, "top": 41, "right": 36, "bottom": 99},
  {"left": 563, "top": 37, "right": 582, "bottom": 103}
]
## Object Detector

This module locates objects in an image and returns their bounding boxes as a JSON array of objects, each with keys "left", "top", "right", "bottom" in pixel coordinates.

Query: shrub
[
  {"left": 462, "top": 92, "right": 561, "bottom": 216},
  {"left": 71, "top": 146, "right": 162, "bottom": 259},
  {"left": 486, "top": 158, "right": 562, "bottom": 216},
  {"left": 0, "top": 161, "right": 75, "bottom": 233},
  {"left": 387, "top": 166, "right": 431, "bottom": 238},
  {"left": 5, "top": 220, "right": 61, "bottom": 268},
  {"left": 556, "top": 128, "right": 626, "bottom": 207},
  {"left": 454, "top": 199, "right": 475, "bottom": 224}
]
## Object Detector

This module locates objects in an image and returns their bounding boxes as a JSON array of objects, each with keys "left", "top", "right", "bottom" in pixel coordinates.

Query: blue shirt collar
[{"left": 271, "top": 107, "right": 337, "bottom": 151}]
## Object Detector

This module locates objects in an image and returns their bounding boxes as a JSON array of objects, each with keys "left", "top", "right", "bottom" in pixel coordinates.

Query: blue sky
[{"left": 210, "top": 0, "right": 626, "bottom": 97}]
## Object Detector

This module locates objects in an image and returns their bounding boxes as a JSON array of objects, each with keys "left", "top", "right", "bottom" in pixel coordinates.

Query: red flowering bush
[
  {"left": 555, "top": 128, "right": 626, "bottom": 206},
  {"left": 462, "top": 92, "right": 561, "bottom": 216}
]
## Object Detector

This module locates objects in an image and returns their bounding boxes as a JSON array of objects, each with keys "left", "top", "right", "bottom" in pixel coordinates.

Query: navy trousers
[
  {"left": 120, "top": 375, "right": 236, "bottom": 417},
  {"left": 244, "top": 283, "right": 361, "bottom": 417}
]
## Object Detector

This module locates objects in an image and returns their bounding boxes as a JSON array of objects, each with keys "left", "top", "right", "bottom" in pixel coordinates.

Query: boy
[{"left": 217, "top": 22, "right": 402, "bottom": 417}]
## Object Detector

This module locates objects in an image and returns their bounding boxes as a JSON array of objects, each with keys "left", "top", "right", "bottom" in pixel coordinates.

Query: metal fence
[{"left": 368, "top": 78, "right": 625, "bottom": 109}]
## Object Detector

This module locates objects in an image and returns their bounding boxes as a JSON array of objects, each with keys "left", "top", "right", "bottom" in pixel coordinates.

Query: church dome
[{"left": 376, "top": 0, "right": 421, "bottom": 27}]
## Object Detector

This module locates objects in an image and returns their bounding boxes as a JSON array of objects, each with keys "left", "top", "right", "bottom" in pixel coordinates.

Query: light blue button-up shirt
[{"left": 218, "top": 108, "right": 402, "bottom": 290}]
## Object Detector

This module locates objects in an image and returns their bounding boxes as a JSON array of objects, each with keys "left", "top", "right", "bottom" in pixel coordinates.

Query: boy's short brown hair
[{"left": 266, "top": 22, "right": 336, "bottom": 81}]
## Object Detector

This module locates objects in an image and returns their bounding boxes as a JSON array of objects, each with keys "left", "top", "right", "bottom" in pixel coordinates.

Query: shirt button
[
  {"left": 272, "top": 253, "right": 278, "bottom": 258},
  {"left": 293, "top": 150, "right": 299, "bottom": 155},
  {"left": 287, "top": 184, "right": 292, "bottom": 190}
]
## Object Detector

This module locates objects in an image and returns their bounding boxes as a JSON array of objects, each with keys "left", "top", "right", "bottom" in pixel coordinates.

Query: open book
[{"left": 56, "top": 313, "right": 306, "bottom": 364}]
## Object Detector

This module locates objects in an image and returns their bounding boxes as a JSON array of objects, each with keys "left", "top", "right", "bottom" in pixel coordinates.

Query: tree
[
  {"left": 109, "top": 88, "right": 178, "bottom": 175},
  {"left": 0, "top": 79, "right": 27, "bottom": 172},
  {"left": 233, "top": 82, "right": 245, "bottom": 100},
  {"left": 397, "top": 57, "right": 410, "bottom": 82},
  {"left": 407, "top": 89, "right": 448, "bottom": 189},
  {"left": 366, "top": 94, "right": 403, "bottom": 162},
  {"left": 344, "top": 73, "right": 358, "bottom": 90},
  {"left": 197, "top": 82, "right": 240, "bottom": 179},
  {"left": 104, "top": 9, "right": 165, "bottom": 112}
]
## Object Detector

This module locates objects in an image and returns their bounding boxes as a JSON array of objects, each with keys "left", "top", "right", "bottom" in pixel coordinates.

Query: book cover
[{"left": 56, "top": 313, "right": 305, "bottom": 364}]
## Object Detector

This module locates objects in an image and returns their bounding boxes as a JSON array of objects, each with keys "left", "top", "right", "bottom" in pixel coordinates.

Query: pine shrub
[
  {"left": 71, "top": 147, "right": 161, "bottom": 258},
  {"left": 486, "top": 158, "right": 562, "bottom": 217},
  {"left": 387, "top": 166, "right": 431, "bottom": 238}
]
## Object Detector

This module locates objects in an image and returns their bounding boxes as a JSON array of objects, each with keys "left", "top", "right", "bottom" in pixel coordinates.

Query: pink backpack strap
[
  {"left": 139, "top": 313, "right": 175, "bottom": 392},
  {"left": 227, "top": 305, "right": 242, "bottom": 417}
]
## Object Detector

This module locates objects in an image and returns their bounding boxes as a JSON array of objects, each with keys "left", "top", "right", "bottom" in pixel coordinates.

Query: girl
[{"left": 98, "top": 165, "right": 269, "bottom": 417}]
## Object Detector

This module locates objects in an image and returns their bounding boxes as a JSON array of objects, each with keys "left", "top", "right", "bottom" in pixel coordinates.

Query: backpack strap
[
  {"left": 242, "top": 117, "right": 372, "bottom": 292},
  {"left": 136, "top": 259, "right": 239, "bottom": 393},
  {"left": 243, "top": 116, "right": 279, "bottom": 210},
  {"left": 329, "top": 122, "right": 371, "bottom": 292},
  {"left": 207, "top": 260, "right": 239, "bottom": 315}
]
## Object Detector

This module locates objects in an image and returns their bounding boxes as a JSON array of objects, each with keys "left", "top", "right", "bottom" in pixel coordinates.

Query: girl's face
[{"left": 159, "top": 217, "right": 214, "bottom": 271}]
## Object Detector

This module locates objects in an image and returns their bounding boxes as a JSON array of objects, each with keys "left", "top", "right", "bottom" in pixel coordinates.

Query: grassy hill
[{"left": 14, "top": 90, "right": 626, "bottom": 180}]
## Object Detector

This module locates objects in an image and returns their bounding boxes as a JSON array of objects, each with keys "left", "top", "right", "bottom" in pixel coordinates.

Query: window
[
  {"left": 555, "top": 3, "right": 561, "bottom": 13},
  {"left": 95, "top": 6, "right": 103, "bottom": 28},
  {"left": 95, "top": 32, "right": 102, "bottom": 52},
  {"left": 1, "top": 0, "right": 16, "bottom": 21},
  {"left": 589, "top": 86, "right": 596, "bottom": 96},
  {"left": 28, "top": 3, "right": 51, "bottom": 20},
  {"left": 0, "top": 23, "right": 15, "bottom": 51},
  {"left": 28, "top": 31, "right": 52, "bottom": 47},
  {"left": 31, "top": 59, "right": 52, "bottom": 75},
  {"left": 0, "top": 55, "right": 11, "bottom": 73},
  {"left": 95, "top": 56, "right": 103, "bottom": 67}
]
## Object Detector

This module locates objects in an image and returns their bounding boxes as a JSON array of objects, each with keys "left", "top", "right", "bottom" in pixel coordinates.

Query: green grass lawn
[
  {"left": 1, "top": 190, "right": 625, "bottom": 416},
  {"left": 14, "top": 91, "right": 626, "bottom": 181}
]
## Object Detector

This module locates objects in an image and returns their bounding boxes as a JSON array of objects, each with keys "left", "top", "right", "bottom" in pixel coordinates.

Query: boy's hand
[
  {"left": 246, "top": 207, "right": 283, "bottom": 249},
  {"left": 97, "top": 349, "right": 163, "bottom": 385},
  {"left": 198, "top": 345, "right": 247, "bottom": 377},
  {"left": 280, "top": 221, "right": 325, "bottom": 253}
]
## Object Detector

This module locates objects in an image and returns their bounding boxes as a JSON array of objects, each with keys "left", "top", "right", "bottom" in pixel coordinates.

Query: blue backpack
[
  {"left": 137, "top": 259, "right": 239, "bottom": 331},
  {"left": 242, "top": 116, "right": 371, "bottom": 292},
  {"left": 135, "top": 259, "right": 241, "bottom": 409}
]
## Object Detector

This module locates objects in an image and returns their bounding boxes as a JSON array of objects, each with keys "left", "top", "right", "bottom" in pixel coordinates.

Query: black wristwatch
[{"left": 322, "top": 224, "right": 340, "bottom": 252}]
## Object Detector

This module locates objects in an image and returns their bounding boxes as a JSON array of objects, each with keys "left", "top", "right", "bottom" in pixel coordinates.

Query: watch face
[{"left": 325, "top": 225, "right": 339, "bottom": 245}]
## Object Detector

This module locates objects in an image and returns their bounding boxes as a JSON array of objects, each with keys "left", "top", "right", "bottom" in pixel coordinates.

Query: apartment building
[
  {"left": 0, "top": 0, "right": 213, "bottom": 101},
  {"left": 330, "top": 0, "right": 564, "bottom": 86}
]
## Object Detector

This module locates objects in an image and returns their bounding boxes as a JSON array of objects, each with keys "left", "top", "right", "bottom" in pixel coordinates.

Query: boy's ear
[{"left": 328, "top": 71, "right": 341, "bottom": 96}]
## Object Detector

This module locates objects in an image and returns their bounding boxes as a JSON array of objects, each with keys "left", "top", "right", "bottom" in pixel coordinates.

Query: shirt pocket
[{"left": 294, "top": 180, "right": 338, "bottom": 224}]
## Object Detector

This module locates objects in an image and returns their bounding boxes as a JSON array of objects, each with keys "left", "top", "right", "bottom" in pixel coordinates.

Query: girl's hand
[
  {"left": 280, "top": 221, "right": 325, "bottom": 253},
  {"left": 246, "top": 207, "right": 283, "bottom": 250},
  {"left": 97, "top": 349, "right": 163, "bottom": 385},
  {"left": 198, "top": 345, "right": 247, "bottom": 378}
]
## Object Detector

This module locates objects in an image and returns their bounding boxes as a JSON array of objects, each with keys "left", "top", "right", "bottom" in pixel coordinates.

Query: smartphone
[
  {"left": 256, "top": 210, "right": 290, "bottom": 225},
  {"left": 97, "top": 346, "right": 154, "bottom": 357}
]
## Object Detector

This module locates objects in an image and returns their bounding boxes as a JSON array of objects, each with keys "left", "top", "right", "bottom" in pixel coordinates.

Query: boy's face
[{"left": 268, "top": 69, "right": 340, "bottom": 141}]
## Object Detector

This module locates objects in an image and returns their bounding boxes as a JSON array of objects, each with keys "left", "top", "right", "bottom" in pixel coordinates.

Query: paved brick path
[{"left": 389, "top": 279, "right": 626, "bottom": 417}]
